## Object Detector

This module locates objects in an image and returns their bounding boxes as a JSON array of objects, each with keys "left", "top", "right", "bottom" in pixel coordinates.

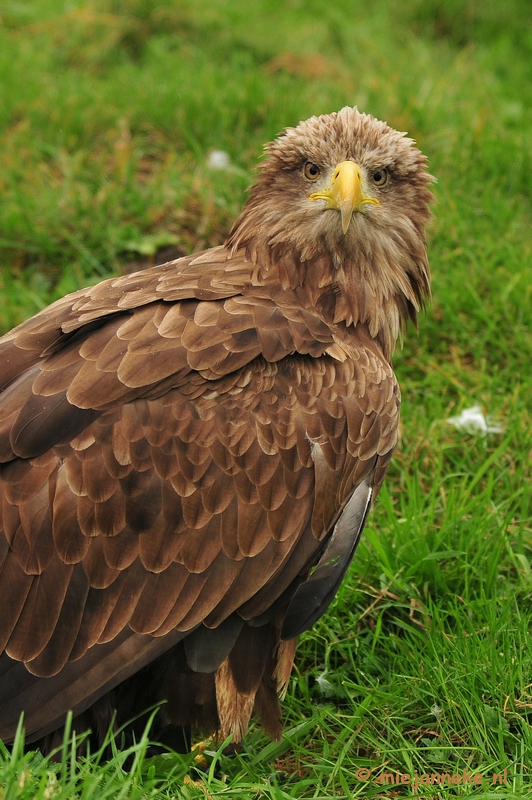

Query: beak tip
[{"left": 340, "top": 207, "right": 353, "bottom": 235}]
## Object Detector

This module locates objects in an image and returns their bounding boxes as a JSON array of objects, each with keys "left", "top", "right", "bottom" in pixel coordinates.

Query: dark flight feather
[{"left": 281, "top": 476, "right": 373, "bottom": 639}]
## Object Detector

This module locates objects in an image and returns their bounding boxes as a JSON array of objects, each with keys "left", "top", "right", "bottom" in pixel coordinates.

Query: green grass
[{"left": 1, "top": 0, "right": 532, "bottom": 796}]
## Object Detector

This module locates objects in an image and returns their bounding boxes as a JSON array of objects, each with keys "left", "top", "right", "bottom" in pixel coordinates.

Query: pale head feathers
[{"left": 227, "top": 106, "right": 434, "bottom": 358}]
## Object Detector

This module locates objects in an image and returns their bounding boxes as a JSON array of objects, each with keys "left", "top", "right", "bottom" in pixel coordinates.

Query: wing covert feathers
[
  {"left": 0, "top": 105, "right": 433, "bottom": 749},
  {"left": 0, "top": 271, "right": 398, "bottom": 743},
  {"left": 0, "top": 249, "right": 399, "bottom": 747}
]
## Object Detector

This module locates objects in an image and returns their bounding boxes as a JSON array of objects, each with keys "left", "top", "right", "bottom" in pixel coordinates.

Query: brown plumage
[{"left": 0, "top": 107, "right": 433, "bottom": 753}]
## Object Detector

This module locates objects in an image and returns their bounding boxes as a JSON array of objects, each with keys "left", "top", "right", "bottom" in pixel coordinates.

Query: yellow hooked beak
[{"left": 309, "top": 161, "right": 379, "bottom": 234}]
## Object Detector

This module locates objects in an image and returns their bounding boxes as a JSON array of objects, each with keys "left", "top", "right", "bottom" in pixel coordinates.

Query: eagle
[{"left": 0, "top": 107, "right": 433, "bottom": 754}]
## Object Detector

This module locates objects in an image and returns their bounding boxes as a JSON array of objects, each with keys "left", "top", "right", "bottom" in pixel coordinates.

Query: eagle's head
[{"left": 227, "top": 107, "right": 435, "bottom": 356}]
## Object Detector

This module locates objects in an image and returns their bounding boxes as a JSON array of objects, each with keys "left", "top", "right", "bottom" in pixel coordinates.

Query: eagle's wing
[{"left": 0, "top": 246, "right": 399, "bottom": 743}]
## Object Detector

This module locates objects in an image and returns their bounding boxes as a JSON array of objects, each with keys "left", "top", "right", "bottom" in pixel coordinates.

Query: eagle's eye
[
  {"left": 303, "top": 162, "right": 321, "bottom": 181},
  {"left": 372, "top": 168, "right": 388, "bottom": 186}
]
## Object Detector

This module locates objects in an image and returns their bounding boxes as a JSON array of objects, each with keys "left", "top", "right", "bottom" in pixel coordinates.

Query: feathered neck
[{"left": 226, "top": 196, "right": 431, "bottom": 361}]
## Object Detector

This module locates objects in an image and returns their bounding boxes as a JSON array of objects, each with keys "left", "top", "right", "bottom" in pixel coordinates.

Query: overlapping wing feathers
[{"left": 0, "top": 245, "right": 399, "bottom": 717}]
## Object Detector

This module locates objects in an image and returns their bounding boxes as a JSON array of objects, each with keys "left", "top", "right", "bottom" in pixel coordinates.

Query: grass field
[{"left": 0, "top": 0, "right": 531, "bottom": 797}]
